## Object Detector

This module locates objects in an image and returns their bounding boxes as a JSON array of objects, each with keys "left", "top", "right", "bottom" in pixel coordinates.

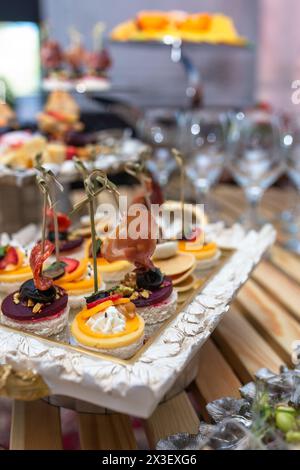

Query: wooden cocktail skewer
[
  {"left": 35, "top": 155, "right": 64, "bottom": 260},
  {"left": 73, "top": 158, "right": 119, "bottom": 294}
]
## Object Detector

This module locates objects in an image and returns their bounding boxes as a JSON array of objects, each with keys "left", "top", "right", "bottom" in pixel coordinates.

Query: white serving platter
[{"left": 0, "top": 224, "right": 275, "bottom": 418}]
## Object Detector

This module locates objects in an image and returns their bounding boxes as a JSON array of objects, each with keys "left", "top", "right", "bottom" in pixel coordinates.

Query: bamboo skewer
[
  {"left": 35, "top": 155, "right": 64, "bottom": 260},
  {"left": 73, "top": 158, "right": 119, "bottom": 295}
]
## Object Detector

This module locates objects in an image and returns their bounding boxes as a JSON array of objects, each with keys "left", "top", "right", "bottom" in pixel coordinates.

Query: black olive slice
[
  {"left": 19, "top": 279, "right": 57, "bottom": 303},
  {"left": 136, "top": 267, "right": 164, "bottom": 290},
  {"left": 43, "top": 261, "right": 67, "bottom": 280}
]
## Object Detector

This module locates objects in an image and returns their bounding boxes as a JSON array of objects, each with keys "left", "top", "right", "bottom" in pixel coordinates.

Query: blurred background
[
  {"left": 1, "top": 0, "right": 298, "bottom": 110},
  {"left": 0, "top": 0, "right": 300, "bottom": 247}
]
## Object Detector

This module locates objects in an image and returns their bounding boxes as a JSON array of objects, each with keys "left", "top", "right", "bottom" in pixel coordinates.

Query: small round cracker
[
  {"left": 154, "top": 252, "right": 195, "bottom": 277},
  {"left": 174, "top": 275, "right": 196, "bottom": 293}
]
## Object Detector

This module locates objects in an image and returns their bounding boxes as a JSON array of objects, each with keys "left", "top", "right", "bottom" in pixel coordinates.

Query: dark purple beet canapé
[
  {"left": 132, "top": 278, "right": 173, "bottom": 308},
  {"left": 1, "top": 287, "right": 68, "bottom": 322}
]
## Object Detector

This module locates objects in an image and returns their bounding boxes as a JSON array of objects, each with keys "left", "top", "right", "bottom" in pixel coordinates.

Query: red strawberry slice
[
  {"left": 0, "top": 246, "right": 18, "bottom": 270},
  {"left": 59, "top": 257, "right": 79, "bottom": 274},
  {"left": 66, "top": 146, "right": 78, "bottom": 160},
  {"left": 87, "top": 294, "right": 122, "bottom": 310},
  {"left": 47, "top": 209, "right": 71, "bottom": 232}
]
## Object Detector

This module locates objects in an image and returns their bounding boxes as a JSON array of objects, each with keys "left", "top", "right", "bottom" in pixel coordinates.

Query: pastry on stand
[
  {"left": 37, "top": 159, "right": 98, "bottom": 309},
  {"left": 152, "top": 240, "right": 197, "bottom": 303},
  {"left": 65, "top": 27, "right": 86, "bottom": 80},
  {"left": 70, "top": 162, "right": 145, "bottom": 358},
  {"left": 0, "top": 237, "right": 31, "bottom": 294},
  {"left": 71, "top": 293, "right": 144, "bottom": 359},
  {"left": 159, "top": 199, "right": 221, "bottom": 271},
  {"left": 85, "top": 237, "right": 133, "bottom": 288},
  {"left": 81, "top": 22, "right": 112, "bottom": 92},
  {"left": 37, "top": 90, "right": 84, "bottom": 140},
  {"left": 46, "top": 209, "right": 84, "bottom": 257},
  {"left": 178, "top": 232, "right": 221, "bottom": 271},
  {"left": 101, "top": 208, "right": 177, "bottom": 338},
  {"left": 41, "top": 36, "right": 68, "bottom": 90},
  {"left": 53, "top": 257, "right": 102, "bottom": 310},
  {"left": 1, "top": 240, "right": 69, "bottom": 336}
]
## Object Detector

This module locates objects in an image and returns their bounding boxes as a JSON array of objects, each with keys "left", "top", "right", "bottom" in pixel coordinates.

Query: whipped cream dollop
[{"left": 86, "top": 306, "right": 126, "bottom": 334}]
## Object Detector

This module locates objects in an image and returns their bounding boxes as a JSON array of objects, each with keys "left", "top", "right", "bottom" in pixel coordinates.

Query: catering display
[
  {"left": 0, "top": 14, "right": 274, "bottom": 418},
  {"left": 0, "top": 92, "right": 147, "bottom": 182},
  {"left": 0, "top": 151, "right": 276, "bottom": 415},
  {"left": 41, "top": 23, "right": 111, "bottom": 92},
  {"left": 111, "top": 11, "right": 247, "bottom": 45}
]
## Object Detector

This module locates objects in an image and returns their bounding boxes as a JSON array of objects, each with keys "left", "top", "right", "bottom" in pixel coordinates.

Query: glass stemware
[
  {"left": 179, "top": 109, "right": 227, "bottom": 219},
  {"left": 227, "top": 110, "right": 286, "bottom": 230},
  {"left": 281, "top": 117, "right": 300, "bottom": 254},
  {"left": 137, "top": 108, "right": 179, "bottom": 190}
]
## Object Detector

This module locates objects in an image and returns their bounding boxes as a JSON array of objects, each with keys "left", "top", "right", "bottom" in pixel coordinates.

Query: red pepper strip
[{"left": 86, "top": 293, "right": 122, "bottom": 310}]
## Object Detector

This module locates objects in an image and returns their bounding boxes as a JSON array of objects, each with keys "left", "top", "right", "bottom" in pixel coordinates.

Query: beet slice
[
  {"left": 132, "top": 278, "right": 173, "bottom": 308},
  {"left": 1, "top": 288, "right": 68, "bottom": 321}
]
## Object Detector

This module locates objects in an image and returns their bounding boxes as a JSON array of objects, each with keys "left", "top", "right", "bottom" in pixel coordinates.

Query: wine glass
[
  {"left": 281, "top": 116, "right": 300, "bottom": 253},
  {"left": 227, "top": 110, "right": 285, "bottom": 230},
  {"left": 179, "top": 109, "right": 227, "bottom": 219},
  {"left": 137, "top": 108, "right": 179, "bottom": 189}
]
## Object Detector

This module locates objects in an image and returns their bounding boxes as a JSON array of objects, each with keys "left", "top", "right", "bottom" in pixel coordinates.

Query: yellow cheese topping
[
  {"left": 178, "top": 241, "right": 218, "bottom": 260},
  {"left": 55, "top": 258, "right": 101, "bottom": 294},
  {"left": 85, "top": 240, "right": 132, "bottom": 273},
  {"left": 55, "top": 259, "right": 88, "bottom": 283}
]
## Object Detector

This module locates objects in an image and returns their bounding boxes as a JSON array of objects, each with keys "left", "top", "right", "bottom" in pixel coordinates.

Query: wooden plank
[
  {"left": 237, "top": 280, "right": 300, "bottom": 364},
  {"left": 252, "top": 261, "right": 300, "bottom": 322},
  {"left": 144, "top": 393, "right": 199, "bottom": 449},
  {"left": 212, "top": 192, "right": 240, "bottom": 223},
  {"left": 78, "top": 413, "right": 137, "bottom": 450},
  {"left": 270, "top": 245, "right": 300, "bottom": 284},
  {"left": 221, "top": 188, "right": 276, "bottom": 222},
  {"left": 213, "top": 305, "right": 283, "bottom": 383},
  {"left": 193, "top": 339, "right": 241, "bottom": 421},
  {"left": 10, "top": 400, "right": 63, "bottom": 450},
  {"left": 261, "top": 188, "right": 295, "bottom": 212},
  {"left": 195, "top": 339, "right": 241, "bottom": 402}
]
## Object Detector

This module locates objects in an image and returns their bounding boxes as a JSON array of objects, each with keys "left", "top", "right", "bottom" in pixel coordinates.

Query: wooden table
[{"left": 6, "top": 186, "right": 300, "bottom": 450}]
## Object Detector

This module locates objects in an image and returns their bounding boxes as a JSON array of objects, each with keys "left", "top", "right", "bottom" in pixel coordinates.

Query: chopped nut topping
[
  {"left": 140, "top": 290, "right": 150, "bottom": 299},
  {"left": 32, "top": 303, "right": 43, "bottom": 314},
  {"left": 117, "top": 285, "right": 134, "bottom": 296},
  {"left": 27, "top": 299, "right": 34, "bottom": 307},
  {"left": 129, "top": 292, "right": 139, "bottom": 301},
  {"left": 13, "top": 293, "right": 20, "bottom": 305},
  {"left": 122, "top": 272, "right": 137, "bottom": 289}
]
